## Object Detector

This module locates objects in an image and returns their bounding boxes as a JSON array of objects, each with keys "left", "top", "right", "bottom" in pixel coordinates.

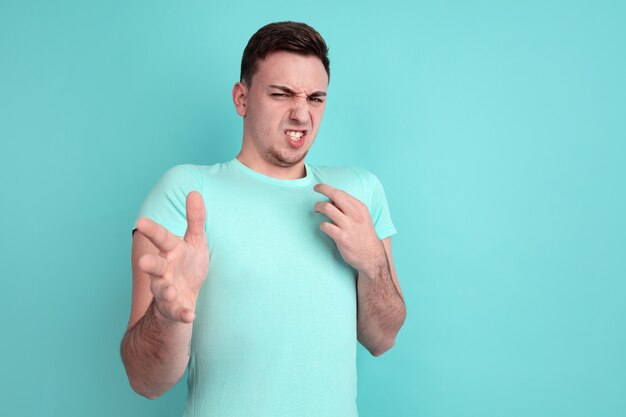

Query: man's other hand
[
  {"left": 313, "top": 183, "right": 386, "bottom": 274},
  {"left": 135, "top": 192, "right": 209, "bottom": 323}
]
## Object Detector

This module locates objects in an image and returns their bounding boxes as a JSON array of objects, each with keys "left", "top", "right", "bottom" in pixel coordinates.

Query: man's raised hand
[
  {"left": 135, "top": 192, "right": 209, "bottom": 324},
  {"left": 313, "top": 183, "right": 386, "bottom": 274}
]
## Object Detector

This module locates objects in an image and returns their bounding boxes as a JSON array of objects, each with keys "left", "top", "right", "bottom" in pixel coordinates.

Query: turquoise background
[{"left": 1, "top": 1, "right": 625, "bottom": 416}]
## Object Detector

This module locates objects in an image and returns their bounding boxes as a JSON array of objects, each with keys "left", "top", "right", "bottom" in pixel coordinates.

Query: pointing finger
[
  {"left": 313, "top": 183, "right": 357, "bottom": 215},
  {"left": 313, "top": 183, "right": 338, "bottom": 199}
]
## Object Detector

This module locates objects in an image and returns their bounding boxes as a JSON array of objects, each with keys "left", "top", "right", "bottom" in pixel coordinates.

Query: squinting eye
[
  {"left": 271, "top": 93, "right": 290, "bottom": 98},
  {"left": 309, "top": 97, "right": 324, "bottom": 103}
]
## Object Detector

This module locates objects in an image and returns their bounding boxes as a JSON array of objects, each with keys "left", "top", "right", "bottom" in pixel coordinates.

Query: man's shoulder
[
  {"left": 163, "top": 161, "right": 225, "bottom": 176},
  {"left": 308, "top": 164, "right": 383, "bottom": 203},
  {"left": 158, "top": 161, "right": 232, "bottom": 184},
  {"left": 309, "top": 164, "right": 378, "bottom": 187},
  {"left": 310, "top": 163, "right": 367, "bottom": 176}
]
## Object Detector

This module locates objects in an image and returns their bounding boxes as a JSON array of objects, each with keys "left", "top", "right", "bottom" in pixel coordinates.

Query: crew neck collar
[{"left": 230, "top": 158, "right": 314, "bottom": 187}]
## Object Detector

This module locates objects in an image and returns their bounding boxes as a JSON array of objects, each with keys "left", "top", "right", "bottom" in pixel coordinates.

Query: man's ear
[{"left": 232, "top": 82, "right": 248, "bottom": 116}]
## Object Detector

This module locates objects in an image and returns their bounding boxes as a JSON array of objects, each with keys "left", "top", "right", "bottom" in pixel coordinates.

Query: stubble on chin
[{"left": 264, "top": 148, "right": 308, "bottom": 168}]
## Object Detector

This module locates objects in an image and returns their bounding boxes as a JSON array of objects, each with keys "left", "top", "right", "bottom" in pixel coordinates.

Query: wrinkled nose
[{"left": 289, "top": 100, "right": 309, "bottom": 124}]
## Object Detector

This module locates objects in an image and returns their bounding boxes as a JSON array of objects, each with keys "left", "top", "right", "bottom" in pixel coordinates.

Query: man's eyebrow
[
  {"left": 268, "top": 85, "right": 327, "bottom": 97},
  {"left": 268, "top": 85, "right": 295, "bottom": 94}
]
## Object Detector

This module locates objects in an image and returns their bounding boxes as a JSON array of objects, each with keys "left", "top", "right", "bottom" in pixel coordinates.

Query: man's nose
[{"left": 289, "top": 99, "right": 309, "bottom": 124}]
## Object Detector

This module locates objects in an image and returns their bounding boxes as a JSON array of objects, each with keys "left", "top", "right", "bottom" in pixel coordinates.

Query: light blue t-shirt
[{"left": 137, "top": 158, "right": 396, "bottom": 417}]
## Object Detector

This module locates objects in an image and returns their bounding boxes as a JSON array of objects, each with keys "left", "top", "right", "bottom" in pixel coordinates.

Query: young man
[{"left": 121, "top": 21, "right": 405, "bottom": 417}]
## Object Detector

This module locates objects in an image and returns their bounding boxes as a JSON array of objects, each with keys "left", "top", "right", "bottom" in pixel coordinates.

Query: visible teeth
[{"left": 286, "top": 131, "right": 304, "bottom": 139}]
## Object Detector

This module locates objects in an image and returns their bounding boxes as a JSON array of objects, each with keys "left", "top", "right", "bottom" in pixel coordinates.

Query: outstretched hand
[{"left": 136, "top": 192, "right": 209, "bottom": 324}]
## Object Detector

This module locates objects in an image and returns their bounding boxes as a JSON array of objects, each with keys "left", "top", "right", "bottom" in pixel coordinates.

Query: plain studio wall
[{"left": 1, "top": 1, "right": 624, "bottom": 416}]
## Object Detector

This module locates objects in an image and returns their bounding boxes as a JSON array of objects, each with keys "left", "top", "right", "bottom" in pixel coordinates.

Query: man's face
[{"left": 234, "top": 51, "right": 329, "bottom": 170}]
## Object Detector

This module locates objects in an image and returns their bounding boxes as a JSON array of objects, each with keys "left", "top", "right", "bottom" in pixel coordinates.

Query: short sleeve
[
  {"left": 134, "top": 165, "right": 204, "bottom": 237},
  {"left": 352, "top": 167, "right": 397, "bottom": 240}
]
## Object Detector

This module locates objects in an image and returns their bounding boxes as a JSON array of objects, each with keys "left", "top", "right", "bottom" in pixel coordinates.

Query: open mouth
[{"left": 284, "top": 129, "right": 307, "bottom": 148}]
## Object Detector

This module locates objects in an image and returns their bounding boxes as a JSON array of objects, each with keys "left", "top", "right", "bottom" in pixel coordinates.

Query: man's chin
[{"left": 265, "top": 149, "right": 308, "bottom": 168}]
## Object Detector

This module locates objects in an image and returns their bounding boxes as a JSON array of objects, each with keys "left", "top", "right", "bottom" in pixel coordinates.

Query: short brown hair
[{"left": 240, "top": 21, "right": 330, "bottom": 86}]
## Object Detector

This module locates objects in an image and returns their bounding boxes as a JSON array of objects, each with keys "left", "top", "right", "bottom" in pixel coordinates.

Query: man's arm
[
  {"left": 120, "top": 192, "right": 209, "bottom": 399},
  {"left": 313, "top": 184, "right": 406, "bottom": 357},
  {"left": 356, "top": 237, "right": 405, "bottom": 356}
]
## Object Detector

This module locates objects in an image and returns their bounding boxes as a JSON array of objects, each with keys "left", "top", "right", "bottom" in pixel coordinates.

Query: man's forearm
[
  {"left": 356, "top": 246, "right": 406, "bottom": 356},
  {"left": 120, "top": 299, "right": 192, "bottom": 399}
]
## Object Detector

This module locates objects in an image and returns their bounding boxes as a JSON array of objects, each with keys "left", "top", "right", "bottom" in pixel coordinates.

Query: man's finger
[
  {"left": 178, "top": 308, "right": 196, "bottom": 323},
  {"left": 314, "top": 201, "right": 346, "bottom": 227},
  {"left": 319, "top": 221, "right": 343, "bottom": 243},
  {"left": 150, "top": 277, "right": 177, "bottom": 303},
  {"left": 313, "top": 183, "right": 356, "bottom": 215},
  {"left": 185, "top": 191, "right": 206, "bottom": 241},
  {"left": 138, "top": 253, "right": 168, "bottom": 277},
  {"left": 136, "top": 217, "right": 179, "bottom": 252}
]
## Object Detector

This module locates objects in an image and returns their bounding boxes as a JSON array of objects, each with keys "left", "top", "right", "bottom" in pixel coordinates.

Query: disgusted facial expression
[{"left": 233, "top": 51, "right": 329, "bottom": 176}]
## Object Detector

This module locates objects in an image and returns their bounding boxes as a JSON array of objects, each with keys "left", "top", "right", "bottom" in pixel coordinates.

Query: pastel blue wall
[{"left": 1, "top": 1, "right": 625, "bottom": 416}]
